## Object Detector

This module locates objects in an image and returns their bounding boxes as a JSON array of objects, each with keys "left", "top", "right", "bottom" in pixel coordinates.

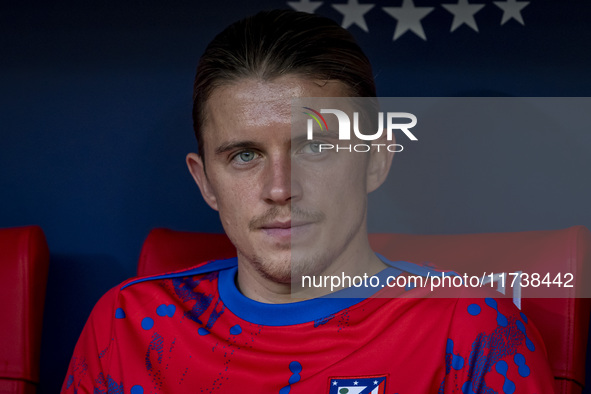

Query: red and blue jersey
[{"left": 62, "top": 257, "right": 554, "bottom": 393}]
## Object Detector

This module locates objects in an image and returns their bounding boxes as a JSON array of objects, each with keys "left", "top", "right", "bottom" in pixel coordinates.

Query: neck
[{"left": 236, "top": 233, "right": 386, "bottom": 304}]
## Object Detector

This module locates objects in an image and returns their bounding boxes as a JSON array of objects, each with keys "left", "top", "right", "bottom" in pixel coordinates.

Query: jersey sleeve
[
  {"left": 440, "top": 296, "right": 556, "bottom": 394},
  {"left": 61, "top": 285, "right": 122, "bottom": 394}
]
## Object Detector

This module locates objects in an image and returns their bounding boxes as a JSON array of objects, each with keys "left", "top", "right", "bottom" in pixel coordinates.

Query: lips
[
  {"left": 260, "top": 220, "right": 314, "bottom": 230},
  {"left": 261, "top": 220, "right": 292, "bottom": 230},
  {"left": 260, "top": 219, "right": 313, "bottom": 240}
]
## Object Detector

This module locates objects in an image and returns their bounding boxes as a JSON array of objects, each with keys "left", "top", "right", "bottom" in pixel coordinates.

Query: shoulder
[
  {"left": 90, "top": 258, "right": 237, "bottom": 320},
  {"left": 442, "top": 295, "right": 553, "bottom": 393},
  {"left": 445, "top": 288, "right": 545, "bottom": 352},
  {"left": 119, "top": 257, "right": 237, "bottom": 291}
]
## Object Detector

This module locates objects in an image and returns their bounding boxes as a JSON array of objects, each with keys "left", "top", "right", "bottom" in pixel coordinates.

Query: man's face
[{"left": 187, "top": 75, "right": 390, "bottom": 287}]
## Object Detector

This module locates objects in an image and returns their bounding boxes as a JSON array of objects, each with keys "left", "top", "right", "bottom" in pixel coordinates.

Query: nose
[{"left": 262, "top": 152, "right": 299, "bottom": 205}]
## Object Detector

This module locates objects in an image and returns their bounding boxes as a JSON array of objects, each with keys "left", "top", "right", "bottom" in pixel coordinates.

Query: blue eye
[
  {"left": 234, "top": 151, "right": 257, "bottom": 163},
  {"left": 301, "top": 142, "right": 322, "bottom": 154}
]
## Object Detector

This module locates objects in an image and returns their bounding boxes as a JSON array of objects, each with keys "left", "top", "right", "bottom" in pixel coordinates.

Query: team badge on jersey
[{"left": 328, "top": 375, "right": 387, "bottom": 394}]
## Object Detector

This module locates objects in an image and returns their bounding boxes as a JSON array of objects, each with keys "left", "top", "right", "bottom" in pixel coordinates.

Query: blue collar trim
[
  {"left": 217, "top": 258, "right": 403, "bottom": 326},
  {"left": 122, "top": 255, "right": 452, "bottom": 325}
]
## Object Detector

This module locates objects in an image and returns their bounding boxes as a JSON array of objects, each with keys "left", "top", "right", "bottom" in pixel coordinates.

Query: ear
[
  {"left": 366, "top": 133, "right": 395, "bottom": 193},
  {"left": 186, "top": 153, "right": 219, "bottom": 211}
]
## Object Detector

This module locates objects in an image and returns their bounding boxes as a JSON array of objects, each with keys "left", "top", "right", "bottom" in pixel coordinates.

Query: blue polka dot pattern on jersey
[
  {"left": 115, "top": 308, "right": 125, "bottom": 319},
  {"left": 514, "top": 353, "right": 530, "bottom": 377},
  {"left": 229, "top": 324, "right": 242, "bottom": 335},
  {"left": 495, "top": 360, "right": 516, "bottom": 394},
  {"left": 156, "top": 304, "right": 176, "bottom": 318},
  {"left": 485, "top": 298, "right": 508, "bottom": 327},
  {"left": 467, "top": 303, "right": 481, "bottom": 316},
  {"left": 166, "top": 304, "right": 176, "bottom": 317},
  {"left": 279, "top": 361, "right": 302, "bottom": 394},
  {"left": 156, "top": 304, "right": 168, "bottom": 317},
  {"left": 130, "top": 385, "right": 144, "bottom": 394},
  {"left": 141, "top": 317, "right": 154, "bottom": 330}
]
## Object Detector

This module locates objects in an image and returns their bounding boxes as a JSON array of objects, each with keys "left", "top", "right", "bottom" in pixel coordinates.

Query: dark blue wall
[{"left": 1, "top": 1, "right": 589, "bottom": 392}]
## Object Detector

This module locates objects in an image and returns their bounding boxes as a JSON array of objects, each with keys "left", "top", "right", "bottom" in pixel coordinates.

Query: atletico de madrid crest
[{"left": 328, "top": 375, "right": 387, "bottom": 394}]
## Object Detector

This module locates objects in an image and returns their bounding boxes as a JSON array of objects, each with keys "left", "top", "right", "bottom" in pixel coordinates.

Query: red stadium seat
[
  {"left": 138, "top": 226, "right": 591, "bottom": 394},
  {"left": 0, "top": 226, "right": 50, "bottom": 394}
]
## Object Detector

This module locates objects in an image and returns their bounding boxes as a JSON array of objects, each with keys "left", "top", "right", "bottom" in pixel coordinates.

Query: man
[{"left": 62, "top": 9, "right": 554, "bottom": 393}]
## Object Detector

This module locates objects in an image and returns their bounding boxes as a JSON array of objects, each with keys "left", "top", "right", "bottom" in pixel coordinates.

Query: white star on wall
[
  {"left": 383, "top": 0, "right": 435, "bottom": 41},
  {"left": 332, "top": 0, "right": 375, "bottom": 33},
  {"left": 442, "top": 0, "right": 485, "bottom": 32},
  {"left": 287, "top": 0, "right": 323, "bottom": 13},
  {"left": 493, "top": 0, "right": 529, "bottom": 25}
]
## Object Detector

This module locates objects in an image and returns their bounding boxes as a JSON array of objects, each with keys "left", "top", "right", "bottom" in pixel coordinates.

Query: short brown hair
[{"left": 192, "top": 9, "right": 376, "bottom": 157}]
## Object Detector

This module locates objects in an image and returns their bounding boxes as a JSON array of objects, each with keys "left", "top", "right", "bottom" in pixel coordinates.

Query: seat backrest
[
  {"left": 0, "top": 225, "right": 50, "bottom": 394},
  {"left": 138, "top": 226, "right": 591, "bottom": 394}
]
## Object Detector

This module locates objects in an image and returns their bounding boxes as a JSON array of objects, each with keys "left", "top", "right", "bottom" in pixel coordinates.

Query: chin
[
  {"left": 244, "top": 243, "right": 338, "bottom": 285},
  {"left": 250, "top": 252, "right": 323, "bottom": 285},
  {"left": 291, "top": 250, "right": 335, "bottom": 281},
  {"left": 254, "top": 260, "right": 293, "bottom": 284}
]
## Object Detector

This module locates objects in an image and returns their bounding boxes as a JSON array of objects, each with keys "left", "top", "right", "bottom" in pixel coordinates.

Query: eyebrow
[
  {"left": 215, "top": 128, "right": 341, "bottom": 155},
  {"left": 215, "top": 140, "right": 261, "bottom": 155},
  {"left": 299, "top": 128, "right": 341, "bottom": 140},
  {"left": 318, "top": 129, "right": 340, "bottom": 138}
]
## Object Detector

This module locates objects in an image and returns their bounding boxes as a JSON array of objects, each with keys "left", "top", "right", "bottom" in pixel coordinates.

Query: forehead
[{"left": 203, "top": 76, "right": 349, "bottom": 137}]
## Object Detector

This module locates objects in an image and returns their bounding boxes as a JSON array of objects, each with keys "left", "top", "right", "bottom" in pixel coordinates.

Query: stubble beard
[
  {"left": 249, "top": 246, "right": 336, "bottom": 286},
  {"left": 245, "top": 204, "right": 331, "bottom": 285},
  {"left": 246, "top": 205, "right": 365, "bottom": 288}
]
